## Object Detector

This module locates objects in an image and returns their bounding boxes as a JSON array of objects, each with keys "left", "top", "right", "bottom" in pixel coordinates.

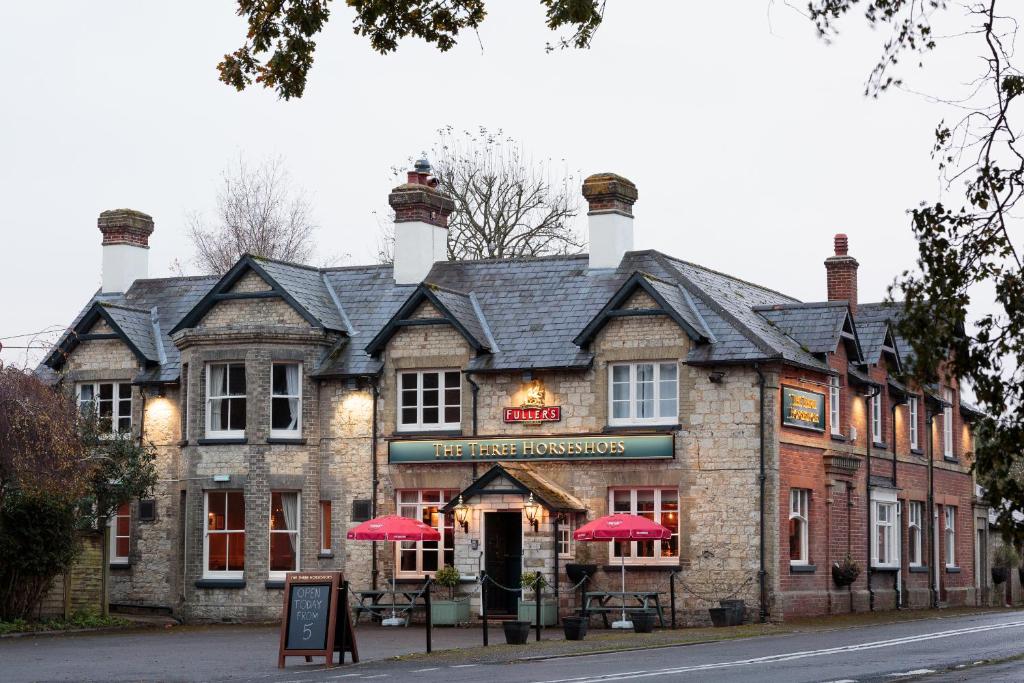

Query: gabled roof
[
  {"left": 170, "top": 255, "right": 346, "bottom": 334},
  {"left": 45, "top": 301, "right": 160, "bottom": 370},
  {"left": 856, "top": 303, "right": 908, "bottom": 371},
  {"left": 573, "top": 271, "right": 713, "bottom": 346},
  {"left": 440, "top": 463, "right": 586, "bottom": 513},
  {"left": 364, "top": 283, "right": 494, "bottom": 356},
  {"left": 754, "top": 301, "right": 862, "bottom": 362}
]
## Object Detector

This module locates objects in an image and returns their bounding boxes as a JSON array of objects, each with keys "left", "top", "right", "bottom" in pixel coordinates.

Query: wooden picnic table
[
  {"left": 579, "top": 590, "right": 666, "bottom": 628},
  {"left": 353, "top": 588, "right": 427, "bottom": 626}
]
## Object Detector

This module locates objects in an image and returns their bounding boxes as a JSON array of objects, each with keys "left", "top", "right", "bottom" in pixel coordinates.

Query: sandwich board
[{"left": 277, "top": 571, "right": 358, "bottom": 668}]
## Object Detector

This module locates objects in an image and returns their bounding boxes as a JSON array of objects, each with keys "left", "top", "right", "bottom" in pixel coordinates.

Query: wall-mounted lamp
[
  {"left": 146, "top": 385, "right": 166, "bottom": 398},
  {"left": 453, "top": 495, "right": 470, "bottom": 533},
  {"left": 524, "top": 493, "right": 541, "bottom": 532},
  {"left": 708, "top": 371, "right": 725, "bottom": 384}
]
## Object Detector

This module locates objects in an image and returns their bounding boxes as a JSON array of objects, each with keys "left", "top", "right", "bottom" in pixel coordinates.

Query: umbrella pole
[{"left": 621, "top": 552, "right": 627, "bottom": 625}]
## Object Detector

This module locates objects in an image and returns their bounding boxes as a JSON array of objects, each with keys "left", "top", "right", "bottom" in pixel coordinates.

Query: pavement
[{"left": 1, "top": 608, "right": 1023, "bottom": 682}]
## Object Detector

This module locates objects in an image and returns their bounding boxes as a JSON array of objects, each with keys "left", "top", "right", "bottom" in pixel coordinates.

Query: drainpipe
[
  {"left": 553, "top": 513, "right": 561, "bottom": 623},
  {"left": 754, "top": 364, "right": 768, "bottom": 623},
  {"left": 891, "top": 398, "right": 902, "bottom": 608},
  {"left": 926, "top": 406, "right": 938, "bottom": 609},
  {"left": 370, "top": 376, "right": 380, "bottom": 591},
  {"left": 865, "top": 384, "right": 880, "bottom": 612},
  {"left": 466, "top": 372, "right": 480, "bottom": 479}
]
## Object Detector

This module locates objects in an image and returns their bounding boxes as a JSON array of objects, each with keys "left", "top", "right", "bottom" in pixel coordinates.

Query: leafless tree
[
  {"left": 186, "top": 156, "right": 319, "bottom": 275},
  {"left": 378, "top": 127, "right": 584, "bottom": 263}
]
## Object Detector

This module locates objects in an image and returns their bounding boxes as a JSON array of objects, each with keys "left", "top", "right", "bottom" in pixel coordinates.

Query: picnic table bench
[
  {"left": 352, "top": 587, "right": 427, "bottom": 626},
  {"left": 578, "top": 591, "right": 666, "bottom": 628}
]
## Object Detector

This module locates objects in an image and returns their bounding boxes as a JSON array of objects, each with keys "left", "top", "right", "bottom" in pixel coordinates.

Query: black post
[
  {"left": 481, "top": 572, "right": 489, "bottom": 646},
  {"left": 339, "top": 580, "right": 349, "bottom": 665},
  {"left": 424, "top": 575, "right": 432, "bottom": 654},
  {"left": 535, "top": 576, "right": 543, "bottom": 642},
  {"left": 670, "top": 570, "right": 677, "bottom": 630}
]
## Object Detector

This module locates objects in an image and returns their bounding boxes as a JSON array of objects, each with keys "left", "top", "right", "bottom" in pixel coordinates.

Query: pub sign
[
  {"left": 781, "top": 385, "right": 825, "bottom": 431},
  {"left": 389, "top": 433, "right": 674, "bottom": 463}
]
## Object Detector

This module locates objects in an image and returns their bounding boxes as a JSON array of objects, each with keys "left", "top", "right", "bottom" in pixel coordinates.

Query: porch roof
[{"left": 440, "top": 463, "right": 586, "bottom": 513}]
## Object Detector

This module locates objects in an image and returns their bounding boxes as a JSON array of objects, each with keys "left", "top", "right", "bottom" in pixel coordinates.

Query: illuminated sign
[
  {"left": 781, "top": 385, "right": 825, "bottom": 431},
  {"left": 503, "top": 406, "right": 561, "bottom": 423},
  {"left": 388, "top": 433, "right": 674, "bottom": 463}
]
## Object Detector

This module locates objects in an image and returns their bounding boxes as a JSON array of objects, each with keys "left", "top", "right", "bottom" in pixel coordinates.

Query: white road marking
[
  {"left": 412, "top": 667, "right": 440, "bottom": 672},
  {"left": 532, "top": 619, "right": 1024, "bottom": 683},
  {"left": 821, "top": 679, "right": 858, "bottom": 683},
  {"left": 451, "top": 664, "right": 478, "bottom": 668},
  {"left": 889, "top": 671, "right": 935, "bottom": 677}
]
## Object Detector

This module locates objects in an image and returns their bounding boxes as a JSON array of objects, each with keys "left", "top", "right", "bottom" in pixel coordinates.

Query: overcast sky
[{"left": 0, "top": 2, "right": 979, "bottom": 367}]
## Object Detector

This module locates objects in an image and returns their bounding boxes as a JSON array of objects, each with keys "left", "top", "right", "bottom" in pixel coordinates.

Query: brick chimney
[
  {"left": 825, "top": 233, "right": 859, "bottom": 313},
  {"left": 98, "top": 209, "right": 154, "bottom": 293},
  {"left": 583, "top": 173, "right": 638, "bottom": 270},
  {"left": 389, "top": 159, "right": 455, "bottom": 284}
]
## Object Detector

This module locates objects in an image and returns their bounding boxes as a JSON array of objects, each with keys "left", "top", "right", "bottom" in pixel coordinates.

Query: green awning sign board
[
  {"left": 388, "top": 433, "right": 674, "bottom": 463},
  {"left": 782, "top": 385, "right": 826, "bottom": 431}
]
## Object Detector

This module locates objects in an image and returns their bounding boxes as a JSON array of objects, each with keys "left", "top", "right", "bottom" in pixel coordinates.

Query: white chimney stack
[
  {"left": 583, "top": 173, "right": 638, "bottom": 270},
  {"left": 98, "top": 209, "right": 153, "bottom": 293},
  {"left": 389, "top": 160, "right": 454, "bottom": 285}
]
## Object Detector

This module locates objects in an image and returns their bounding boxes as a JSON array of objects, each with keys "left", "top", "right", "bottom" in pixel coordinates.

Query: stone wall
[{"left": 36, "top": 532, "right": 105, "bottom": 619}]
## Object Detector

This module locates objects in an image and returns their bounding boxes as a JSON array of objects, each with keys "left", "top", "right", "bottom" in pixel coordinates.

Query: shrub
[
  {"left": 993, "top": 543, "right": 1021, "bottom": 570},
  {"left": 520, "top": 571, "right": 543, "bottom": 597},
  {"left": 832, "top": 555, "right": 861, "bottom": 587},
  {"left": 434, "top": 565, "right": 461, "bottom": 600}
]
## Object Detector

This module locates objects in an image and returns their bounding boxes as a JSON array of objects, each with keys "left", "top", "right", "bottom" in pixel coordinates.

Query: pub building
[{"left": 40, "top": 164, "right": 987, "bottom": 623}]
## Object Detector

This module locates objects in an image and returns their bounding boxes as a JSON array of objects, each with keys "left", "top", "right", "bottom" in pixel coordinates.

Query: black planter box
[
  {"left": 708, "top": 607, "right": 732, "bottom": 628},
  {"left": 502, "top": 620, "right": 532, "bottom": 645}
]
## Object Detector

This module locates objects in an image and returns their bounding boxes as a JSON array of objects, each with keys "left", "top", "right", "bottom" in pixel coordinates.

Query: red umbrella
[
  {"left": 347, "top": 515, "right": 440, "bottom": 625},
  {"left": 574, "top": 514, "right": 672, "bottom": 628}
]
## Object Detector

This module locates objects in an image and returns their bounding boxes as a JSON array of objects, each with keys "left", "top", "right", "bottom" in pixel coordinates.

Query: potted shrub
[
  {"left": 502, "top": 620, "right": 532, "bottom": 645},
  {"left": 562, "top": 615, "right": 588, "bottom": 640},
  {"left": 832, "top": 555, "right": 861, "bottom": 588},
  {"left": 517, "top": 571, "right": 556, "bottom": 626},
  {"left": 430, "top": 565, "right": 470, "bottom": 626},
  {"left": 992, "top": 544, "right": 1019, "bottom": 586}
]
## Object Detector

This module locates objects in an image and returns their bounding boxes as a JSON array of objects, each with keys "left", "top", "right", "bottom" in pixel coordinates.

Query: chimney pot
[
  {"left": 583, "top": 173, "right": 637, "bottom": 270},
  {"left": 834, "top": 233, "right": 849, "bottom": 256},
  {"left": 98, "top": 209, "right": 153, "bottom": 293}
]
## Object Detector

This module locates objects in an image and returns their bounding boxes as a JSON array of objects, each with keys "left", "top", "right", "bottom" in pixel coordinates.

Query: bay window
[
  {"left": 206, "top": 363, "right": 246, "bottom": 438},
  {"left": 609, "top": 488, "right": 679, "bottom": 563},
  {"left": 109, "top": 502, "right": 130, "bottom": 565},
  {"left": 204, "top": 491, "right": 245, "bottom": 578},
  {"left": 396, "top": 489, "right": 456, "bottom": 576},
  {"left": 871, "top": 492, "right": 899, "bottom": 569},
  {"left": 909, "top": 397, "right": 919, "bottom": 451},
  {"left": 78, "top": 382, "right": 132, "bottom": 434},
  {"left": 828, "top": 376, "right": 841, "bottom": 436},
  {"left": 609, "top": 361, "right": 679, "bottom": 426},
  {"left": 398, "top": 371, "right": 461, "bottom": 432},
  {"left": 271, "top": 363, "right": 302, "bottom": 438},
  {"left": 944, "top": 506, "right": 957, "bottom": 567},
  {"left": 789, "top": 488, "right": 810, "bottom": 565},
  {"left": 269, "top": 491, "right": 300, "bottom": 578},
  {"left": 908, "top": 501, "right": 923, "bottom": 567}
]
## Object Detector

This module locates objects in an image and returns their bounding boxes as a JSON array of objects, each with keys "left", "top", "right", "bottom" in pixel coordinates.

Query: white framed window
[
  {"left": 396, "top": 489, "right": 456, "bottom": 576},
  {"left": 871, "top": 393, "right": 883, "bottom": 444},
  {"left": 204, "top": 490, "right": 245, "bottom": 578},
  {"left": 608, "top": 488, "right": 679, "bottom": 564},
  {"left": 609, "top": 362, "right": 679, "bottom": 426},
  {"left": 397, "top": 371, "right": 461, "bottom": 432},
  {"left": 109, "top": 502, "right": 130, "bottom": 565},
  {"left": 269, "top": 491, "right": 300, "bottom": 579},
  {"left": 871, "top": 491, "right": 899, "bottom": 569},
  {"left": 943, "top": 387, "right": 954, "bottom": 458},
  {"left": 206, "top": 363, "right": 246, "bottom": 438},
  {"left": 828, "top": 376, "right": 841, "bottom": 436},
  {"left": 789, "top": 489, "right": 810, "bottom": 565},
  {"left": 77, "top": 382, "right": 132, "bottom": 434},
  {"left": 558, "top": 518, "right": 574, "bottom": 559},
  {"left": 319, "top": 501, "right": 332, "bottom": 554},
  {"left": 908, "top": 501, "right": 923, "bottom": 567},
  {"left": 271, "top": 362, "right": 302, "bottom": 438},
  {"left": 909, "top": 397, "right": 920, "bottom": 451},
  {"left": 944, "top": 506, "right": 957, "bottom": 567}
]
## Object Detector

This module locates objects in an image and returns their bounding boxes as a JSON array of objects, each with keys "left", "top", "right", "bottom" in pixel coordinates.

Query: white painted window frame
[
  {"left": 871, "top": 393, "right": 883, "bottom": 444},
  {"left": 943, "top": 388, "right": 954, "bottom": 458},
  {"left": 789, "top": 488, "right": 810, "bottom": 565},
  {"left": 909, "top": 396, "right": 920, "bottom": 451},
  {"left": 205, "top": 362, "right": 246, "bottom": 439},
  {"left": 396, "top": 370, "right": 462, "bottom": 432},
  {"left": 607, "top": 488, "right": 679, "bottom": 565},
  {"left": 558, "top": 518, "right": 574, "bottom": 559},
  {"left": 395, "top": 489, "right": 457, "bottom": 578},
  {"left": 203, "top": 490, "right": 245, "bottom": 580},
  {"left": 944, "top": 506, "right": 957, "bottom": 568},
  {"left": 270, "top": 362, "right": 302, "bottom": 439},
  {"left": 77, "top": 381, "right": 133, "bottom": 434},
  {"left": 908, "top": 501, "right": 923, "bottom": 567},
  {"left": 871, "top": 489, "right": 900, "bottom": 569},
  {"left": 828, "top": 376, "right": 841, "bottom": 436},
  {"left": 608, "top": 361, "right": 679, "bottom": 427},
  {"left": 269, "top": 491, "right": 300, "bottom": 580}
]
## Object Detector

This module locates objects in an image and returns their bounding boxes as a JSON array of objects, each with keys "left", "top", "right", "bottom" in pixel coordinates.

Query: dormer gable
[
  {"left": 364, "top": 283, "right": 494, "bottom": 356},
  {"left": 754, "top": 301, "right": 863, "bottom": 363},
  {"left": 45, "top": 301, "right": 160, "bottom": 371}
]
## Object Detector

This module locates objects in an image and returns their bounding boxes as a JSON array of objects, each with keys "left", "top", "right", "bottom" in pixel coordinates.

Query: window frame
[
  {"left": 205, "top": 362, "right": 246, "bottom": 439},
  {"left": 77, "top": 381, "right": 133, "bottom": 435},
  {"left": 788, "top": 488, "right": 810, "bottom": 566},
  {"left": 269, "top": 491, "right": 300, "bottom": 580},
  {"left": 871, "top": 492, "right": 900, "bottom": 569},
  {"left": 909, "top": 396, "right": 920, "bottom": 451},
  {"left": 944, "top": 506, "right": 957, "bottom": 568},
  {"left": 395, "top": 489, "right": 457, "bottom": 578},
  {"left": 109, "top": 502, "right": 131, "bottom": 565},
  {"left": 908, "top": 501, "right": 923, "bottom": 567},
  {"left": 607, "top": 361, "right": 680, "bottom": 427},
  {"left": 558, "top": 517, "right": 574, "bottom": 559},
  {"left": 871, "top": 393, "right": 883, "bottom": 445},
  {"left": 319, "top": 500, "right": 332, "bottom": 554},
  {"left": 607, "top": 488, "right": 679, "bottom": 565},
  {"left": 270, "top": 362, "right": 303, "bottom": 439},
  {"left": 396, "top": 370, "right": 462, "bottom": 432},
  {"left": 943, "top": 388, "right": 955, "bottom": 458},
  {"left": 203, "top": 490, "right": 245, "bottom": 579},
  {"left": 828, "top": 375, "right": 841, "bottom": 436}
]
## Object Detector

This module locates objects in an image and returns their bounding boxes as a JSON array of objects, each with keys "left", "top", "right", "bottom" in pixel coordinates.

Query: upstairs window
[
  {"left": 206, "top": 363, "right": 246, "bottom": 438},
  {"left": 789, "top": 489, "right": 810, "bottom": 565},
  {"left": 909, "top": 396, "right": 920, "bottom": 451},
  {"left": 943, "top": 388, "right": 955, "bottom": 459},
  {"left": 78, "top": 382, "right": 132, "bottom": 434},
  {"left": 109, "top": 502, "right": 130, "bottom": 565},
  {"left": 908, "top": 501, "right": 923, "bottom": 567},
  {"left": 398, "top": 370, "right": 461, "bottom": 432},
  {"left": 609, "top": 362, "right": 679, "bottom": 426},
  {"left": 271, "top": 363, "right": 302, "bottom": 438},
  {"left": 871, "top": 393, "right": 883, "bottom": 444},
  {"left": 944, "top": 506, "right": 957, "bottom": 567},
  {"left": 828, "top": 376, "right": 841, "bottom": 436}
]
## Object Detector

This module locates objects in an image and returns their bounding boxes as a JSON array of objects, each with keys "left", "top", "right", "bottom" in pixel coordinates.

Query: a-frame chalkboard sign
[{"left": 277, "top": 572, "right": 359, "bottom": 668}]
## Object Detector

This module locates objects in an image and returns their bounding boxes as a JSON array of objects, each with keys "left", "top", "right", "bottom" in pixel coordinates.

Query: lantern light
[
  {"left": 524, "top": 493, "right": 541, "bottom": 532},
  {"left": 453, "top": 495, "right": 470, "bottom": 533}
]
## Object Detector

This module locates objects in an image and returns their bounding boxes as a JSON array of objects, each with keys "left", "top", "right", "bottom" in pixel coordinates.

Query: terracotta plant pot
[{"left": 502, "top": 620, "right": 532, "bottom": 645}]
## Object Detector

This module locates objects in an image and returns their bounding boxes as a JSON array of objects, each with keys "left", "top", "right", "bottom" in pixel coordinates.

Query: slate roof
[
  {"left": 855, "top": 302, "right": 908, "bottom": 367},
  {"left": 753, "top": 301, "right": 854, "bottom": 357}
]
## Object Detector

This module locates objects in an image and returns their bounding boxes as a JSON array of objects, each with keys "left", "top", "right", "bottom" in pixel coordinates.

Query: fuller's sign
[
  {"left": 503, "top": 406, "right": 561, "bottom": 423},
  {"left": 781, "top": 385, "right": 826, "bottom": 431},
  {"left": 388, "top": 433, "right": 674, "bottom": 463}
]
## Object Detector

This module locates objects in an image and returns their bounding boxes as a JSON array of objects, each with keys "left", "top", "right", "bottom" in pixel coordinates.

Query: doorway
[{"left": 484, "top": 511, "right": 522, "bottom": 614}]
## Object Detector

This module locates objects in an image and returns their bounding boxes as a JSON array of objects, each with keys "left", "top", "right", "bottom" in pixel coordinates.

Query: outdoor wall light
[
  {"left": 453, "top": 495, "right": 470, "bottom": 533},
  {"left": 524, "top": 493, "right": 541, "bottom": 532},
  {"left": 708, "top": 371, "right": 725, "bottom": 384}
]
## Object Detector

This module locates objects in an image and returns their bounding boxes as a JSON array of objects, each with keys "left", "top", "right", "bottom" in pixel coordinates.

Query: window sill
[
  {"left": 318, "top": 551, "right": 334, "bottom": 559},
  {"left": 110, "top": 562, "right": 131, "bottom": 570},
  {"left": 601, "top": 564, "right": 679, "bottom": 572},
  {"left": 390, "top": 430, "right": 463, "bottom": 439},
  {"left": 195, "top": 579, "right": 246, "bottom": 589},
  {"left": 910, "top": 448, "right": 924, "bottom": 456},
  {"left": 265, "top": 580, "right": 285, "bottom": 589},
  {"left": 603, "top": 424, "right": 681, "bottom": 433},
  {"left": 198, "top": 438, "right": 247, "bottom": 445},
  {"left": 945, "top": 566, "right": 961, "bottom": 574},
  {"left": 943, "top": 457, "right": 960, "bottom": 464},
  {"left": 872, "top": 442, "right": 888, "bottom": 450},
  {"left": 909, "top": 565, "right": 930, "bottom": 573},
  {"left": 871, "top": 566, "right": 900, "bottom": 573},
  {"left": 789, "top": 564, "right": 817, "bottom": 574},
  {"left": 830, "top": 433, "right": 847, "bottom": 442},
  {"left": 267, "top": 437, "right": 306, "bottom": 445}
]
